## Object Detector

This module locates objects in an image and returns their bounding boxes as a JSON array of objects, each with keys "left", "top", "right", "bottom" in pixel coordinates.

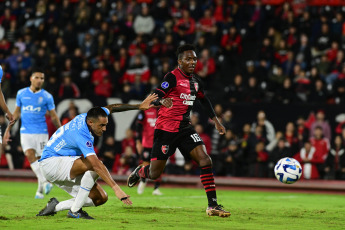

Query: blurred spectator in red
[
  {"left": 0, "top": 8, "right": 17, "bottom": 30},
  {"left": 326, "top": 41, "right": 339, "bottom": 62},
  {"left": 122, "top": 55, "right": 150, "bottom": 84},
  {"left": 91, "top": 60, "right": 109, "bottom": 87},
  {"left": 196, "top": 9, "right": 216, "bottom": 39},
  {"left": 309, "top": 110, "right": 331, "bottom": 141},
  {"left": 173, "top": 10, "right": 196, "bottom": 43},
  {"left": 324, "top": 135, "right": 345, "bottom": 180},
  {"left": 248, "top": 141, "right": 268, "bottom": 177},
  {"left": 194, "top": 48, "right": 215, "bottom": 84},
  {"left": 324, "top": 50, "right": 344, "bottom": 85},
  {"left": 294, "top": 69, "right": 311, "bottom": 102},
  {"left": 294, "top": 140, "right": 321, "bottom": 179},
  {"left": 310, "top": 126, "right": 330, "bottom": 178},
  {"left": 221, "top": 26, "right": 242, "bottom": 56},
  {"left": 284, "top": 122, "right": 299, "bottom": 153},
  {"left": 94, "top": 75, "right": 113, "bottom": 98},
  {"left": 122, "top": 129, "right": 136, "bottom": 154},
  {"left": 58, "top": 76, "right": 80, "bottom": 100}
]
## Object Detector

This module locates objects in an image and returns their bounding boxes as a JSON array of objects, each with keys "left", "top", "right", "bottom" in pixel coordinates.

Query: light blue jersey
[
  {"left": 16, "top": 87, "right": 55, "bottom": 134},
  {"left": 40, "top": 108, "right": 110, "bottom": 161},
  {"left": 0, "top": 65, "right": 3, "bottom": 83}
]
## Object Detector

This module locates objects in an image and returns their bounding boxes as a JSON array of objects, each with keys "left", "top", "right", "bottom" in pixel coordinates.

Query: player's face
[
  {"left": 90, "top": 116, "right": 108, "bottom": 137},
  {"left": 178, "top": 50, "right": 197, "bottom": 75},
  {"left": 30, "top": 72, "right": 45, "bottom": 90}
]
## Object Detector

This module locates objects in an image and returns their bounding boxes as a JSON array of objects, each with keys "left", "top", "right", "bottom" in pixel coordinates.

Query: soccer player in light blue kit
[
  {"left": 4, "top": 70, "right": 61, "bottom": 199},
  {"left": 36, "top": 94, "right": 158, "bottom": 219}
]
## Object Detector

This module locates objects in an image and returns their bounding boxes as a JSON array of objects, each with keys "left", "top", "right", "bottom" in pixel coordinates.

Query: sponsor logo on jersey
[
  {"left": 161, "top": 145, "right": 169, "bottom": 154},
  {"left": 180, "top": 82, "right": 188, "bottom": 87},
  {"left": 86, "top": 141, "right": 93, "bottom": 148},
  {"left": 22, "top": 105, "right": 41, "bottom": 112},
  {"left": 161, "top": 81, "right": 169, "bottom": 89},
  {"left": 180, "top": 93, "right": 196, "bottom": 106}
]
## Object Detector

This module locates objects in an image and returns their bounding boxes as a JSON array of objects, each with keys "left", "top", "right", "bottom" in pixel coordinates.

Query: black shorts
[
  {"left": 151, "top": 126, "right": 204, "bottom": 161},
  {"left": 140, "top": 148, "right": 152, "bottom": 162}
]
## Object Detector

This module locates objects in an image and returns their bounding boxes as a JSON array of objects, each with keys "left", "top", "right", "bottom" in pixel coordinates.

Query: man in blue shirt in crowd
[
  {"left": 36, "top": 93, "right": 158, "bottom": 219},
  {"left": 4, "top": 70, "right": 61, "bottom": 199}
]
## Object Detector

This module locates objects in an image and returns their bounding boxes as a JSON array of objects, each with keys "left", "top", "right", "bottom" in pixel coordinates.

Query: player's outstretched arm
[
  {"left": 86, "top": 155, "right": 133, "bottom": 205},
  {"left": 213, "top": 116, "right": 226, "bottom": 135},
  {"left": 105, "top": 93, "right": 158, "bottom": 113}
]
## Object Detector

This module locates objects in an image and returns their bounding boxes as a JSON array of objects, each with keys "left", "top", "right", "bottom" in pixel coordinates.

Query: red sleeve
[
  {"left": 187, "top": 18, "right": 195, "bottom": 34},
  {"left": 221, "top": 34, "right": 228, "bottom": 47},
  {"left": 58, "top": 85, "right": 64, "bottom": 97},
  {"left": 207, "top": 59, "right": 216, "bottom": 75}
]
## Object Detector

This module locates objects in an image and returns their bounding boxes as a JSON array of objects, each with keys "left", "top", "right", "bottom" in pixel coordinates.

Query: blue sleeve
[
  {"left": 76, "top": 132, "right": 96, "bottom": 158},
  {"left": 46, "top": 93, "right": 55, "bottom": 111},
  {"left": 16, "top": 91, "right": 22, "bottom": 107},
  {"left": 101, "top": 107, "right": 110, "bottom": 115},
  {"left": 0, "top": 65, "right": 3, "bottom": 83}
]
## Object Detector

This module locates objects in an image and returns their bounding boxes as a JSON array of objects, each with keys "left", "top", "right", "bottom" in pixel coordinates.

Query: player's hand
[
  {"left": 136, "top": 141, "right": 143, "bottom": 154},
  {"left": 139, "top": 94, "right": 159, "bottom": 110},
  {"left": 5, "top": 112, "right": 15, "bottom": 125},
  {"left": 115, "top": 189, "right": 132, "bottom": 205},
  {"left": 215, "top": 122, "right": 226, "bottom": 135},
  {"left": 160, "top": 98, "right": 173, "bottom": 108}
]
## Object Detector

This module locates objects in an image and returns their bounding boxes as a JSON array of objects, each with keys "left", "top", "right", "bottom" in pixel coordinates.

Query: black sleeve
[
  {"left": 199, "top": 95, "right": 217, "bottom": 119},
  {"left": 152, "top": 72, "right": 177, "bottom": 105},
  {"left": 194, "top": 75, "right": 217, "bottom": 119},
  {"left": 135, "top": 111, "right": 144, "bottom": 142}
]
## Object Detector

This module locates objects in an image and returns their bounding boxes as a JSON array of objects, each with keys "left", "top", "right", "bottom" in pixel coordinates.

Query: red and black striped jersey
[{"left": 154, "top": 68, "right": 207, "bottom": 132}]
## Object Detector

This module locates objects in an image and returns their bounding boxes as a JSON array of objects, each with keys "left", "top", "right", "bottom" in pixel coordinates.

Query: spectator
[
  {"left": 309, "top": 110, "right": 332, "bottom": 141},
  {"left": 98, "top": 136, "right": 121, "bottom": 171},
  {"left": 58, "top": 76, "right": 80, "bottom": 100},
  {"left": 251, "top": 110, "right": 275, "bottom": 143},
  {"left": 133, "top": 5, "right": 155, "bottom": 36},
  {"left": 294, "top": 141, "right": 321, "bottom": 179},
  {"left": 324, "top": 135, "right": 345, "bottom": 180}
]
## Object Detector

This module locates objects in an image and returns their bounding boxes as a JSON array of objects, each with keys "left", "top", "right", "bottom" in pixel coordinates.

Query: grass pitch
[{"left": 0, "top": 181, "right": 344, "bottom": 230}]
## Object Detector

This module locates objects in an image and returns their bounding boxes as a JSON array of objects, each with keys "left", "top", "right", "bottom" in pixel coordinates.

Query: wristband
[{"left": 121, "top": 197, "right": 128, "bottom": 201}]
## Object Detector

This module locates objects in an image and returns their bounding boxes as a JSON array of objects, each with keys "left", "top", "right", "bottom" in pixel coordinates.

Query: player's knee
[
  {"left": 199, "top": 154, "right": 212, "bottom": 167},
  {"left": 93, "top": 192, "right": 108, "bottom": 206}
]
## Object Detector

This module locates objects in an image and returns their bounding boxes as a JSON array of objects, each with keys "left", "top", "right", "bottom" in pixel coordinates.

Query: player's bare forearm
[
  {"left": 106, "top": 94, "right": 158, "bottom": 113},
  {"left": 105, "top": 104, "right": 140, "bottom": 113},
  {"left": 213, "top": 116, "right": 226, "bottom": 135}
]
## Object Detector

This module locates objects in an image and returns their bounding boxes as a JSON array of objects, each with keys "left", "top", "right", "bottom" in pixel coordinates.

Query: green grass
[{"left": 0, "top": 181, "right": 345, "bottom": 230}]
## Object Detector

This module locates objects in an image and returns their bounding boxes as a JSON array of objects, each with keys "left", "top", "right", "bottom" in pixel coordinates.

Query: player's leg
[
  {"left": 189, "top": 145, "right": 230, "bottom": 217},
  {"left": 25, "top": 148, "right": 46, "bottom": 198},
  {"left": 38, "top": 156, "right": 102, "bottom": 219},
  {"left": 128, "top": 130, "right": 175, "bottom": 187},
  {"left": 137, "top": 161, "right": 149, "bottom": 194}
]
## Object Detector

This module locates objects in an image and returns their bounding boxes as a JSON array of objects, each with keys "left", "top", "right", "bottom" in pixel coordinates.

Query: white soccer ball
[{"left": 274, "top": 157, "right": 302, "bottom": 184}]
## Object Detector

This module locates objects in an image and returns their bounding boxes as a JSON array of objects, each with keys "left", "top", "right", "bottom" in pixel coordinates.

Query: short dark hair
[
  {"left": 31, "top": 68, "right": 45, "bottom": 76},
  {"left": 87, "top": 107, "right": 107, "bottom": 121},
  {"left": 176, "top": 44, "right": 196, "bottom": 60}
]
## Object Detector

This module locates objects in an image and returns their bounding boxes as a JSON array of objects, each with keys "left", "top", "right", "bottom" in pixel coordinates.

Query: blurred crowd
[{"left": 0, "top": 0, "right": 345, "bottom": 180}]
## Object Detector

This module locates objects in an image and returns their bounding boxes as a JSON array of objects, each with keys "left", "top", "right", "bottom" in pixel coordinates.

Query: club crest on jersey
[
  {"left": 194, "top": 83, "right": 199, "bottom": 91},
  {"left": 86, "top": 141, "right": 92, "bottom": 148},
  {"left": 161, "top": 145, "right": 169, "bottom": 154},
  {"left": 161, "top": 81, "right": 169, "bottom": 89},
  {"left": 38, "top": 97, "right": 43, "bottom": 104}
]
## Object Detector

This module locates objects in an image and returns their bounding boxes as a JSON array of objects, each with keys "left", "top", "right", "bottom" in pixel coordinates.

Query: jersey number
[
  {"left": 190, "top": 133, "right": 201, "bottom": 142},
  {"left": 46, "top": 127, "right": 65, "bottom": 147}
]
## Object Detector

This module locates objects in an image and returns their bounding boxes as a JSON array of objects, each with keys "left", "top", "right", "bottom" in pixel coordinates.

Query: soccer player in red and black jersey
[
  {"left": 127, "top": 44, "right": 230, "bottom": 217},
  {"left": 135, "top": 106, "right": 163, "bottom": 195}
]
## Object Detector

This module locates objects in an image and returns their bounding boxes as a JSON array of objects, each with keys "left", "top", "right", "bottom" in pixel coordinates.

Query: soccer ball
[{"left": 274, "top": 157, "right": 302, "bottom": 184}]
